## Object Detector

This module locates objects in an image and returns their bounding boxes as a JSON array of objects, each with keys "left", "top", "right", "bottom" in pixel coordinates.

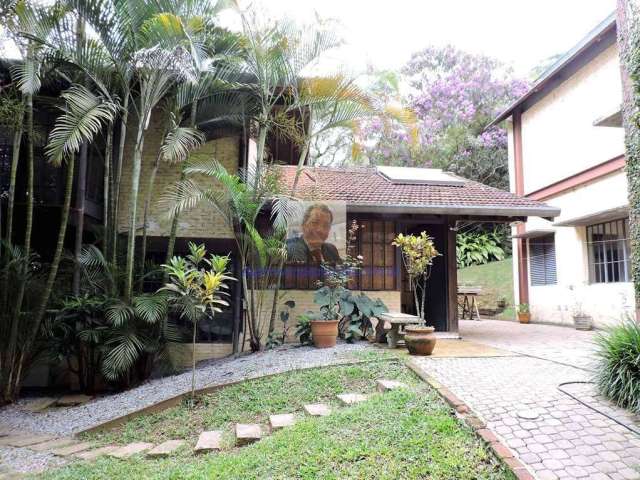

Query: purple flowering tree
[{"left": 358, "top": 46, "right": 529, "bottom": 189}]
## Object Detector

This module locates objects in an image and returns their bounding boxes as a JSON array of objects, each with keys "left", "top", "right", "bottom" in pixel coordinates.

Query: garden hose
[{"left": 557, "top": 381, "right": 640, "bottom": 437}]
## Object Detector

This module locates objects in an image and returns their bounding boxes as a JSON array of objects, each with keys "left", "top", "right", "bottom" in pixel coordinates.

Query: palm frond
[{"left": 160, "top": 115, "right": 204, "bottom": 163}]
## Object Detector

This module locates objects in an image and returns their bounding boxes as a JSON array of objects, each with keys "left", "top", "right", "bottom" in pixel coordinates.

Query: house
[
  {"left": 490, "top": 13, "right": 631, "bottom": 328},
  {"left": 1, "top": 68, "right": 559, "bottom": 370}
]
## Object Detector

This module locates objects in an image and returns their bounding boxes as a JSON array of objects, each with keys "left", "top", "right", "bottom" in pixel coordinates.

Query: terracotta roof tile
[{"left": 276, "top": 166, "right": 559, "bottom": 218}]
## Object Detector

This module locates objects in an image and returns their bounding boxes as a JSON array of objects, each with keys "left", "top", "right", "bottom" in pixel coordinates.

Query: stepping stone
[
  {"left": 56, "top": 394, "right": 93, "bottom": 407},
  {"left": 51, "top": 442, "right": 95, "bottom": 457},
  {"left": 376, "top": 379, "right": 407, "bottom": 392},
  {"left": 336, "top": 393, "right": 370, "bottom": 405},
  {"left": 1, "top": 434, "right": 54, "bottom": 447},
  {"left": 194, "top": 431, "right": 222, "bottom": 454},
  {"left": 235, "top": 423, "right": 261, "bottom": 446},
  {"left": 108, "top": 442, "right": 154, "bottom": 459},
  {"left": 30, "top": 438, "right": 78, "bottom": 452},
  {"left": 74, "top": 445, "right": 119, "bottom": 461},
  {"left": 304, "top": 403, "right": 331, "bottom": 416},
  {"left": 22, "top": 397, "right": 58, "bottom": 413},
  {"left": 146, "top": 440, "right": 185, "bottom": 458},
  {"left": 269, "top": 413, "right": 296, "bottom": 431}
]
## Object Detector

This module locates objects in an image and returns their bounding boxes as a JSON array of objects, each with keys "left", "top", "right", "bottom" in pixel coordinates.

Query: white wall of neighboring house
[
  {"left": 520, "top": 44, "right": 625, "bottom": 194},
  {"left": 508, "top": 41, "right": 634, "bottom": 329}
]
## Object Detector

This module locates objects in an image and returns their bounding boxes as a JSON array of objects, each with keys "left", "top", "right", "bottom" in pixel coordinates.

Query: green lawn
[
  {"left": 39, "top": 360, "right": 514, "bottom": 480},
  {"left": 458, "top": 258, "right": 514, "bottom": 320}
]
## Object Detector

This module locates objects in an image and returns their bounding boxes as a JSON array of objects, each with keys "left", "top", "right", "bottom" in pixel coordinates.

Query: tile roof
[{"left": 276, "top": 165, "right": 560, "bottom": 218}]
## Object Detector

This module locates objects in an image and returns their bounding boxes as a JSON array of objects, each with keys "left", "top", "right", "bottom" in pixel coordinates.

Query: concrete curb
[{"left": 405, "top": 357, "right": 536, "bottom": 480}]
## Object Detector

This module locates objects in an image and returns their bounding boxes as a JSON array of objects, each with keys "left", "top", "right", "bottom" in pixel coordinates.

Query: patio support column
[
  {"left": 446, "top": 218, "right": 458, "bottom": 332},
  {"left": 513, "top": 111, "right": 530, "bottom": 306}
]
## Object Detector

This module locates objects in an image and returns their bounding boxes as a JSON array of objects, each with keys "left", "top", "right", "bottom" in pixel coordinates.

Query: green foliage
[
  {"left": 295, "top": 312, "right": 314, "bottom": 346},
  {"left": 595, "top": 318, "right": 640, "bottom": 414},
  {"left": 516, "top": 303, "right": 529, "bottom": 314},
  {"left": 393, "top": 232, "right": 440, "bottom": 321},
  {"left": 161, "top": 242, "right": 234, "bottom": 399},
  {"left": 456, "top": 230, "right": 506, "bottom": 268},
  {"left": 266, "top": 300, "right": 295, "bottom": 349},
  {"left": 313, "top": 286, "right": 388, "bottom": 342},
  {"left": 53, "top": 363, "right": 512, "bottom": 480}
]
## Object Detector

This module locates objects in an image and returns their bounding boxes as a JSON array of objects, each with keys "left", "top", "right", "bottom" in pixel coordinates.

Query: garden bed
[{"left": 38, "top": 360, "right": 514, "bottom": 480}]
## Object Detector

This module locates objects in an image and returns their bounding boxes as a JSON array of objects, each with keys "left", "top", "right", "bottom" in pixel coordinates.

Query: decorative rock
[
  {"left": 336, "top": 393, "right": 370, "bottom": 405},
  {"left": 269, "top": 413, "right": 296, "bottom": 431},
  {"left": 1, "top": 434, "right": 54, "bottom": 447},
  {"left": 516, "top": 410, "right": 540, "bottom": 420},
  {"left": 235, "top": 423, "right": 262, "bottom": 446},
  {"left": 376, "top": 379, "right": 406, "bottom": 392},
  {"left": 194, "top": 431, "right": 222, "bottom": 454},
  {"left": 22, "top": 397, "right": 58, "bottom": 413},
  {"left": 146, "top": 440, "right": 185, "bottom": 458},
  {"left": 75, "top": 445, "right": 120, "bottom": 461},
  {"left": 108, "top": 442, "right": 154, "bottom": 459},
  {"left": 304, "top": 403, "right": 331, "bottom": 416},
  {"left": 51, "top": 442, "right": 95, "bottom": 457},
  {"left": 30, "top": 438, "right": 78, "bottom": 452},
  {"left": 56, "top": 394, "right": 93, "bottom": 407}
]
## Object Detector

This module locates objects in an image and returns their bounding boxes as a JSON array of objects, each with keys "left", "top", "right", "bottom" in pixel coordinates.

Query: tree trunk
[
  {"left": 124, "top": 104, "right": 147, "bottom": 302},
  {"left": 7, "top": 154, "right": 75, "bottom": 401},
  {"left": 103, "top": 123, "right": 113, "bottom": 252},
  {"left": 165, "top": 101, "right": 198, "bottom": 265},
  {"left": 4, "top": 91, "right": 34, "bottom": 400},
  {"left": 72, "top": 140, "right": 88, "bottom": 295},
  {"left": 191, "top": 318, "right": 197, "bottom": 401},
  {"left": 140, "top": 147, "right": 163, "bottom": 281},
  {"left": 111, "top": 92, "right": 129, "bottom": 266},
  {"left": 617, "top": 0, "right": 640, "bottom": 319},
  {"left": 0, "top": 102, "right": 24, "bottom": 310}
]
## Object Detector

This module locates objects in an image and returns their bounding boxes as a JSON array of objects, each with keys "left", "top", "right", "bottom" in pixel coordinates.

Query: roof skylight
[{"left": 376, "top": 166, "right": 465, "bottom": 186}]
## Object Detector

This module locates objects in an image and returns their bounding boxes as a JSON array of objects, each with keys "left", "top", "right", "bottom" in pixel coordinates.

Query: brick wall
[{"left": 116, "top": 112, "right": 240, "bottom": 239}]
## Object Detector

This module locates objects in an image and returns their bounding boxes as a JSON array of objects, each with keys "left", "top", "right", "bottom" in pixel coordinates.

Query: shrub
[
  {"left": 595, "top": 319, "right": 640, "bottom": 414},
  {"left": 456, "top": 230, "right": 505, "bottom": 268}
]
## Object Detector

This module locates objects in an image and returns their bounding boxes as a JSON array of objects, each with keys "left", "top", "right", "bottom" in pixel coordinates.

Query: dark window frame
[{"left": 587, "top": 218, "right": 631, "bottom": 284}]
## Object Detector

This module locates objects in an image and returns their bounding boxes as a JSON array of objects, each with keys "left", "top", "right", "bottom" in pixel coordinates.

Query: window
[
  {"left": 587, "top": 218, "right": 631, "bottom": 283},
  {"left": 351, "top": 218, "right": 398, "bottom": 291},
  {"left": 529, "top": 235, "right": 557, "bottom": 286}
]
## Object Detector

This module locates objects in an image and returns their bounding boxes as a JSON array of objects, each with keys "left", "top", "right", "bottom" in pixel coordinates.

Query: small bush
[{"left": 595, "top": 319, "right": 640, "bottom": 414}]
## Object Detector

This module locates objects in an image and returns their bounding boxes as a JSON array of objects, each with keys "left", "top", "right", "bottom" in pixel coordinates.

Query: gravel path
[{"left": 0, "top": 342, "right": 374, "bottom": 437}]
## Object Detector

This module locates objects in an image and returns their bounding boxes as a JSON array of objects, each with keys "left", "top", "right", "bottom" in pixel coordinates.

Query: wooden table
[
  {"left": 457, "top": 286, "right": 482, "bottom": 321},
  {"left": 378, "top": 312, "right": 422, "bottom": 348}
]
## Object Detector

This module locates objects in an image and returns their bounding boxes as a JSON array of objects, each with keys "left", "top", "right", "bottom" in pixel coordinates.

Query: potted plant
[
  {"left": 497, "top": 296, "right": 507, "bottom": 310},
  {"left": 572, "top": 302, "right": 593, "bottom": 331},
  {"left": 392, "top": 232, "right": 441, "bottom": 355},
  {"left": 517, "top": 303, "right": 530, "bottom": 323},
  {"left": 310, "top": 221, "right": 363, "bottom": 348}
]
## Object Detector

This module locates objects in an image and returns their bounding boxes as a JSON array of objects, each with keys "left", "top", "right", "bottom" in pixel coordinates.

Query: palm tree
[{"left": 162, "top": 159, "right": 298, "bottom": 352}]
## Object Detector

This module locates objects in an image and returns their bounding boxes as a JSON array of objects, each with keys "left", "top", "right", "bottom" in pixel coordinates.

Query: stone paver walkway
[{"left": 412, "top": 320, "right": 640, "bottom": 480}]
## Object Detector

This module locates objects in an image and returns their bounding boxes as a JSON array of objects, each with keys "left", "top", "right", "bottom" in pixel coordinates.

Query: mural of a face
[{"left": 302, "top": 207, "right": 332, "bottom": 251}]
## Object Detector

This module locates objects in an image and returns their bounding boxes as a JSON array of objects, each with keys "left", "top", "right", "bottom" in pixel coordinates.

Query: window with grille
[
  {"left": 529, "top": 234, "right": 557, "bottom": 286},
  {"left": 350, "top": 218, "right": 398, "bottom": 291},
  {"left": 587, "top": 218, "right": 631, "bottom": 283}
]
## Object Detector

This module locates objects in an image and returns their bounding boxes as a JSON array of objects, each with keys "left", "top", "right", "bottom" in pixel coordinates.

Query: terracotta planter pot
[
  {"left": 404, "top": 325, "right": 436, "bottom": 356},
  {"left": 573, "top": 315, "right": 592, "bottom": 331},
  {"left": 517, "top": 313, "right": 530, "bottom": 324},
  {"left": 310, "top": 320, "right": 339, "bottom": 348}
]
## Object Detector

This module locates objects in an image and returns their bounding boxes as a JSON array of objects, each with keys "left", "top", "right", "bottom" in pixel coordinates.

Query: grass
[
  {"left": 458, "top": 258, "right": 514, "bottom": 320},
  {"left": 39, "top": 360, "right": 514, "bottom": 480}
]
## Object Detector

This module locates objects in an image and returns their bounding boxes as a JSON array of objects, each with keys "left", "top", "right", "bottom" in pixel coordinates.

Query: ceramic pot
[
  {"left": 404, "top": 325, "right": 436, "bottom": 356},
  {"left": 573, "top": 315, "right": 592, "bottom": 331},
  {"left": 517, "top": 313, "right": 530, "bottom": 324},
  {"left": 310, "top": 320, "right": 339, "bottom": 348}
]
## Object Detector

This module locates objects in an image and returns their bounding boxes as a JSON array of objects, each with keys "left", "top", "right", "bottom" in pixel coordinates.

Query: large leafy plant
[
  {"left": 161, "top": 243, "right": 234, "bottom": 400},
  {"left": 456, "top": 230, "right": 505, "bottom": 268},
  {"left": 392, "top": 232, "right": 440, "bottom": 322}
]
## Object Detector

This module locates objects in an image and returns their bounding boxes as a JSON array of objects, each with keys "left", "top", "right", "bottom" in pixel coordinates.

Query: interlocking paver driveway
[{"left": 412, "top": 320, "right": 640, "bottom": 480}]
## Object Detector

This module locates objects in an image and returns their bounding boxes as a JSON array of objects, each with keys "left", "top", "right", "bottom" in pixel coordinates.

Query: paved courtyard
[{"left": 413, "top": 319, "right": 640, "bottom": 480}]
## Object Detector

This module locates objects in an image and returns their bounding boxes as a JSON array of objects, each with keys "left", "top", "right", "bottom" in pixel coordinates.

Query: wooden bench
[{"left": 457, "top": 285, "right": 482, "bottom": 321}]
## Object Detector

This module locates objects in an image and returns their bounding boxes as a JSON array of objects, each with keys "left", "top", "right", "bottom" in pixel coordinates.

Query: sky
[{"left": 243, "top": 0, "right": 616, "bottom": 79}]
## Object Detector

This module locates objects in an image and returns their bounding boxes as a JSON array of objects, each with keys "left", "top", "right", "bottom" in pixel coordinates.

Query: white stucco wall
[
  {"left": 514, "top": 172, "right": 634, "bottom": 328},
  {"left": 520, "top": 44, "right": 625, "bottom": 194}
]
